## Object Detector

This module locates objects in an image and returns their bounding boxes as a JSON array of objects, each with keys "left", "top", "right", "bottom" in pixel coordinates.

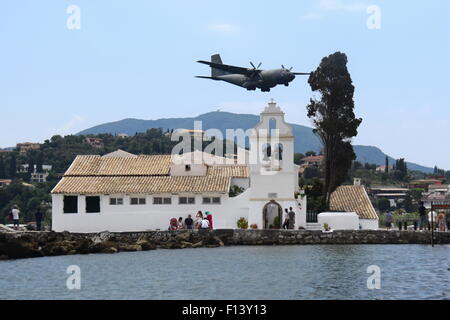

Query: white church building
[{"left": 51, "top": 101, "right": 378, "bottom": 232}]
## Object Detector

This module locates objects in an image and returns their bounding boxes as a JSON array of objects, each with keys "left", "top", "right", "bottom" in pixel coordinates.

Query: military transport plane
[{"left": 196, "top": 54, "right": 311, "bottom": 92}]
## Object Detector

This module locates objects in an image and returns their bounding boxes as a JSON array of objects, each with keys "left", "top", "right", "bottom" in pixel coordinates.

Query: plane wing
[{"left": 197, "top": 60, "right": 252, "bottom": 75}]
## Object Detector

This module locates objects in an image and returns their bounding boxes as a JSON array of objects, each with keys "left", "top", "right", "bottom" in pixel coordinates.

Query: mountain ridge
[{"left": 77, "top": 111, "right": 434, "bottom": 173}]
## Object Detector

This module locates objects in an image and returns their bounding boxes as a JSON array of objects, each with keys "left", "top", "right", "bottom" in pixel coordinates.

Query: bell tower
[
  {"left": 248, "top": 101, "right": 305, "bottom": 229},
  {"left": 249, "top": 100, "right": 295, "bottom": 188}
]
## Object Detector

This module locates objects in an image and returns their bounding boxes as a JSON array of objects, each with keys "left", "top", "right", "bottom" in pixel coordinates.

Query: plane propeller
[
  {"left": 250, "top": 62, "right": 262, "bottom": 70},
  {"left": 249, "top": 62, "right": 263, "bottom": 79}
]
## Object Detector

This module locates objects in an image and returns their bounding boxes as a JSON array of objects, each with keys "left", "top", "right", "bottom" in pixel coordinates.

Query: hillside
[{"left": 77, "top": 111, "right": 434, "bottom": 173}]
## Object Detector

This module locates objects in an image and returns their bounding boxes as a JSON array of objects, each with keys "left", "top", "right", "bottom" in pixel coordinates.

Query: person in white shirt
[
  {"left": 200, "top": 217, "right": 210, "bottom": 229},
  {"left": 11, "top": 205, "right": 20, "bottom": 230},
  {"left": 428, "top": 211, "right": 437, "bottom": 230}
]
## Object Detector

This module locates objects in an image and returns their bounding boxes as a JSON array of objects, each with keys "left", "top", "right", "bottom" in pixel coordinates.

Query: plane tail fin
[{"left": 211, "top": 54, "right": 227, "bottom": 77}]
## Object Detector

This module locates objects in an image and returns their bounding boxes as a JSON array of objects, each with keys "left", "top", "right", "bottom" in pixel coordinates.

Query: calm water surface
[{"left": 0, "top": 245, "right": 449, "bottom": 300}]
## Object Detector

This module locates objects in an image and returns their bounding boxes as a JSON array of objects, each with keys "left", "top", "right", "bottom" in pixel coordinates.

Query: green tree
[
  {"left": 294, "top": 153, "right": 305, "bottom": 165},
  {"left": 35, "top": 152, "right": 44, "bottom": 172},
  {"left": 8, "top": 154, "right": 16, "bottom": 179},
  {"left": 377, "top": 198, "right": 391, "bottom": 212},
  {"left": 403, "top": 194, "right": 414, "bottom": 213},
  {"left": 304, "top": 166, "right": 320, "bottom": 179},
  {"left": 305, "top": 179, "right": 327, "bottom": 213},
  {"left": 306, "top": 52, "right": 362, "bottom": 204},
  {"left": 352, "top": 161, "right": 363, "bottom": 170},
  {"left": 305, "top": 151, "right": 317, "bottom": 157},
  {"left": 385, "top": 156, "right": 389, "bottom": 174},
  {"left": 0, "top": 156, "right": 6, "bottom": 178},
  {"left": 393, "top": 158, "right": 408, "bottom": 181}
]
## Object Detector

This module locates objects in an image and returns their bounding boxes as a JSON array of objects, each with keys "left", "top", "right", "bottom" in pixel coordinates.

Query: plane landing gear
[
  {"left": 284, "top": 83, "right": 289, "bottom": 87},
  {"left": 261, "top": 88, "right": 271, "bottom": 92},
  {"left": 246, "top": 87, "right": 256, "bottom": 91}
]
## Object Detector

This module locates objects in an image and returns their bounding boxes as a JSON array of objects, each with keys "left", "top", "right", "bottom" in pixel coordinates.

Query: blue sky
[{"left": 1, "top": 0, "right": 450, "bottom": 169}]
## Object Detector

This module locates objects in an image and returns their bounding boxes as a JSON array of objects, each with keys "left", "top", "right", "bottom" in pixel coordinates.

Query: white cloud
[{"left": 207, "top": 23, "right": 239, "bottom": 35}]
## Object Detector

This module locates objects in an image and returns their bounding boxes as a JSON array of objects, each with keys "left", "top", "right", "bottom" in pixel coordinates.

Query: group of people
[
  {"left": 169, "top": 211, "right": 213, "bottom": 231},
  {"left": 419, "top": 202, "right": 449, "bottom": 232},
  {"left": 7, "top": 205, "right": 45, "bottom": 231},
  {"left": 384, "top": 202, "right": 449, "bottom": 232},
  {"left": 282, "top": 207, "right": 296, "bottom": 230}
]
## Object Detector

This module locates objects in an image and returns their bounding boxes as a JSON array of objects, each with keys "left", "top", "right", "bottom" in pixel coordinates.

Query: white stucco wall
[
  {"left": 317, "top": 212, "right": 379, "bottom": 231},
  {"left": 318, "top": 212, "right": 360, "bottom": 230},
  {"left": 359, "top": 219, "right": 379, "bottom": 230},
  {"left": 52, "top": 191, "right": 250, "bottom": 233}
]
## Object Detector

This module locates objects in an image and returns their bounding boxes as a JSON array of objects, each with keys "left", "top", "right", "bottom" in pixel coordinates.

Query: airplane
[{"left": 196, "top": 54, "right": 311, "bottom": 92}]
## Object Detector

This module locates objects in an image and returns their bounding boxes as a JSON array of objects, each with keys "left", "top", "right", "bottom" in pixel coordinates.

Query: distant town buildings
[
  {"left": 375, "top": 165, "right": 393, "bottom": 173},
  {"left": 409, "top": 179, "right": 445, "bottom": 191},
  {"left": 117, "top": 133, "right": 129, "bottom": 139},
  {"left": 0, "top": 179, "right": 12, "bottom": 188},
  {"left": 174, "top": 129, "right": 206, "bottom": 139},
  {"left": 369, "top": 186, "right": 409, "bottom": 208},
  {"left": 421, "top": 184, "right": 450, "bottom": 208},
  {"left": 84, "top": 137, "right": 104, "bottom": 149},
  {"left": 16, "top": 142, "right": 40, "bottom": 153},
  {"left": 18, "top": 164, "right": 52, "bottom": 173},
  {"left": 18, "top": 164, "right": 52, "bottom": 183},
  {"left": 298, "top": 155, "right": 323, "bottom": 174},
  {"left": 31, "top": 172, "right": 49, "bottom": 183}
]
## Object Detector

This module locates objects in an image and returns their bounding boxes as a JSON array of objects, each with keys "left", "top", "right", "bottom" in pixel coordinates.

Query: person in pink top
[{"left": 205, "top": 211, "right": 213, "bottom": 230}]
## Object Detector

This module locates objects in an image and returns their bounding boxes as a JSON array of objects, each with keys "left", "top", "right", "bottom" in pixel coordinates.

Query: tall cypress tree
[
  {"left": 385, "top": 156, "right": 389, "bottom": 174},
  {"left": 307, "top": 52, "right": 362, "bottom": 204},
  {"left": 0, "top": 155, "right": 6, "bottom": 178},
  {"left": 8, "top": 154, "right": 17, "bottom": 179}
]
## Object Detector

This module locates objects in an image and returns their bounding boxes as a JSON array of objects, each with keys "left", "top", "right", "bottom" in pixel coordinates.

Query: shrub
[
  {"left": 229, "top": 185, "right": 244, "bottom": 197},
  {"left": 273, "top": 216, "right": 281, "bottom": 229},
  {"left": 236, "top": 217, "right": 248, "bottom": 229}
]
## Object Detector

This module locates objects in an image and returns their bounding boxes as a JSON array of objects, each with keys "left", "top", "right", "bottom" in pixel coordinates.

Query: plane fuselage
[{"left": 214, "top": 69, "right": 295, "bottom": 92}]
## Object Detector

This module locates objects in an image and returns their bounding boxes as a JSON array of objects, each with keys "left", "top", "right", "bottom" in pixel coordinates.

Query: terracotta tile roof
[
  {"left": 207, "top": 165, "right": 249, "bottom": 178},
  {"left": 52, "top": 175, "right": 231, "bottom": 194},
  {"left": 65, "top": 155, "right": 172, "bottom": 176},
  {"left": 302, "top": 155, "right": 324, "bottom": 162},
  {"left": 53, "top": 152, "right": 249, "bottom": 194},
  {"left": 330, "top": 185, "right": 378, "bottom": 220}
]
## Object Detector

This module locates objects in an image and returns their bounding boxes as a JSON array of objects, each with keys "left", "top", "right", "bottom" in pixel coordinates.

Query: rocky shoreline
[{"left": 1, "top": 229, "right": 449, "bottom": 260}]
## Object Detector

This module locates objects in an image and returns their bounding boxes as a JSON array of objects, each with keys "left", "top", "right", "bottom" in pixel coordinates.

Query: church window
[
  {"left": 274, "top": 143, "right": 283, "bottom": 160},
  {"left": 110, "top": 197, "right": 123, "bottom": 205},
  {"left": 63, "top": 196, "right": 78, "bottom": 214},
  {"left": 262, "top": 143, "right": 271, "bottom": 160},
  {"left": 86, "top": 196, "right": 100, "bottom": 213},
  {"left": 130, "top": 197, "right": 146, "bottom": 205}
]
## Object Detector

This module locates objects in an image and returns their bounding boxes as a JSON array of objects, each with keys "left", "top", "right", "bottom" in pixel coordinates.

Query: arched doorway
[{"left": 263, "top": 200, "right": 282, "bottom": 229}]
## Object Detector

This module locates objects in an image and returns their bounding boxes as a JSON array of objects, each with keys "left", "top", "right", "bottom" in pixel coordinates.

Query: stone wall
[{"left": 0, "top": 229, "right": 449, "bottom": 260}]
